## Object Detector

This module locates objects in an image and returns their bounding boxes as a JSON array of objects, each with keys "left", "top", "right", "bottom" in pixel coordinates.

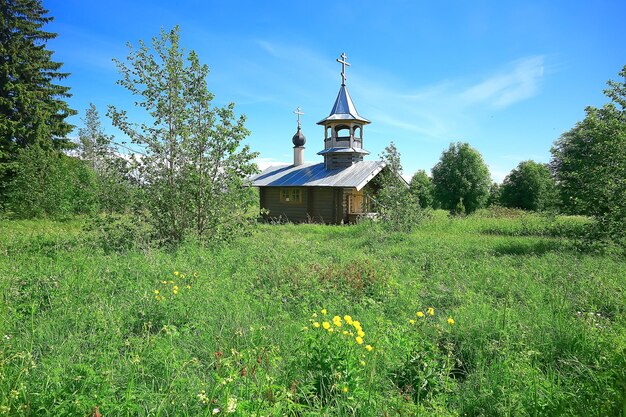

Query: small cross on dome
[{"left": 294, "top": 106, "right": 304, "bottom": 128}]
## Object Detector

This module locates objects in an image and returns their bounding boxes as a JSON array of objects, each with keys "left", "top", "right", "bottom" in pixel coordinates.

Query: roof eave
[{"left": 354, "top": 161, "right": 386, "bottom": 191}]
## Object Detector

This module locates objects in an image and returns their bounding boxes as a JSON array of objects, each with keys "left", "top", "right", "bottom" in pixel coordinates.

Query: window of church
[{"left": 280, "top": 188, "right": 302, "bottom": 204}]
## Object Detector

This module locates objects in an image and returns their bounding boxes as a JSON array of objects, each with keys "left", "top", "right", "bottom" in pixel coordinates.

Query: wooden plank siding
[
  {"left": 261, "top": 187, "right": 309, "bottom": 223},
  {"left": 311, "top": 187, "right": 335, "bottom": 223},
  {"left": 260, "top": 186, "right": 349, "bottom": 224}
]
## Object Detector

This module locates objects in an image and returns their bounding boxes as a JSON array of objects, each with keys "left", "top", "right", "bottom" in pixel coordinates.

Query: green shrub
[
  {"left": 7, "top": 146, "right": 98, "bottom": 218},
  {"left": 291, "top": 309, "right": 376, "bottom": 410},
  {"left": 84, "top": 213, "right": 154, "bottom": 253},
  {"left": 390, "top": 308, "right": 458, "bottom": 404}
]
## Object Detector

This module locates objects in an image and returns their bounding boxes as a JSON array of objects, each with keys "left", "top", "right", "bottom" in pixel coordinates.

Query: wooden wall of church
[
  {"left": 260, "top": 186, "right": 343, "bottom": 224},
  {"left": 310, "top": 187, "right": 335, "bottom": 223},
  {"left": 261, "top": 187, "right": 309, "bottom": 223}
]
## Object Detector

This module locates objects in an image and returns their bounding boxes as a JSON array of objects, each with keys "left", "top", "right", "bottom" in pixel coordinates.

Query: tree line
[{"left": 1, "top": 0, "right": 624, "bottom": 248}]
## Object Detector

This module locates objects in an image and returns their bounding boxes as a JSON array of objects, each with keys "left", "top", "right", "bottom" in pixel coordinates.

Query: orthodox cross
[
  {"left": 337, "top": 52, "right": 350, "bottom": 85},
  {"left": 294, "top": 106, "right": 304, "bottom": 128}
]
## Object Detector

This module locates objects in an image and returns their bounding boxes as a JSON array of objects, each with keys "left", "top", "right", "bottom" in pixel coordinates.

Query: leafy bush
[
  {"left": 7, "top": 145, "right": 98, "bottom": 218},
  {"left": 292, "top": 309, "right": 375, "bottom": 409},
  {"left": 84, "top": 213, "right": 154, "bottom": 253},
  {"left": 375, "top": 142, "right": 427, "bottom": 232},
  {"left": 391, "top": 308, "right": 458, "bottom": 404}
]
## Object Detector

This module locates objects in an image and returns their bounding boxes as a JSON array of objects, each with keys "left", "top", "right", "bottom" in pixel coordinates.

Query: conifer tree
[{"left": 0, "top": 0, "right": 76, "bottom": 190}]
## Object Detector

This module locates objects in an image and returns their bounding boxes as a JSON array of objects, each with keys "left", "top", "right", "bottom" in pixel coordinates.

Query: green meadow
[{"left": 1, "top": 211, "right": 625, "bottom": 416}]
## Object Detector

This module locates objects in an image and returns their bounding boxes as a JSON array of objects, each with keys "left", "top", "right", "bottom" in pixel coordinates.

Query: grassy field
[{"left": 1, "top": 211, "right": 625, "bottom": 416}]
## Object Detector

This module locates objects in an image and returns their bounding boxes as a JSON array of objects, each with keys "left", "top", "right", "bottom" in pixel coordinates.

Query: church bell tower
[{"left": 317, "top": 52, "right": 371, "bottom": 169}]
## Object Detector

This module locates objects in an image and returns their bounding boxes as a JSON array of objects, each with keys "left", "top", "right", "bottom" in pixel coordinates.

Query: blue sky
[{"left": 46, "top": 0, "right": 625, "bottom": 182}]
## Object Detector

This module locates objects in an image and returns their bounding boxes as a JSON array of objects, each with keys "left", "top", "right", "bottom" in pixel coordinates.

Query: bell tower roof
[
  {"left": 317, "top": 84, "right": 370, "bottom": 125},
  {"left": 317, "top": 52, "right": 370, "bottom": 125}
]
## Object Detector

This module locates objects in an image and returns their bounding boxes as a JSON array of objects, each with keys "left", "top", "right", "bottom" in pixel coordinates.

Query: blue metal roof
[
  {"left": 317, "top": 85, "right": 370, "bottom": 125},
  {"left": 251, "top": 161, "right": 385, "bottom": 191},
  {"left": 317, "top": 147, "right": 369, "bottom": 155}
]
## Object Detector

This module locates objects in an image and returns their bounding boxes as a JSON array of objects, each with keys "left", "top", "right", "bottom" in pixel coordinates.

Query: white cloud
[
  {"left": 332, "top": 55, "right": 548, "bottom": 147},
  {"left": 253, "top": 157, "right": 289, "bottom": 171},
  {"left": 459, "top": 56, "right": 545, "bottom": 108}
]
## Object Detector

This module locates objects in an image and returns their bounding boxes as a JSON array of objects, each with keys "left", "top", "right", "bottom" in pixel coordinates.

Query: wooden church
[{"left": 251, "top": 53, "right": 400, "bottom": 224}]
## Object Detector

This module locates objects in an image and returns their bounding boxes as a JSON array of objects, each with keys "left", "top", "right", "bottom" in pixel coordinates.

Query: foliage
[
  {"left": 431, "top": 142, "right": 491, "bottom": 214},
  {"left": 78, "top": 103, "right": 112, "bottom": 172},
  {"left": 6, "top": 145, "right": 97, "bottom": 218},
  {"left": 1, "top": 215, "right": 625, "bottom": 416},
  {"left": 84, "top": 213, "right": 154, "bottom": 253},
  {"left": 551, "top": 65, "right": 626, "bottom": 246},
  {"left": 77, "top": 104, "right": 138, "bottom": 213},
  {"left": 293, "top": 309, "right": 375, "bottom": 410},
  {"left": 500, "top": 160, "right": 557, "bottom": 211},
  {"left": 453, "top": 197, "right": 466, "bottom": 216},
  {"left": 0, "top": 0, "right": 76, "bottom": 196},
  {"left": 486, "top": 182, "right": 501, "bottom": 207},
  {"left": 409, "top": 169, "right": 434, "bottom": 209},
  {"left": 391, "top": 309, "right": 457, "bottom": 404},
  {"left": 375, "top": 142, "right": 425, "bottom": 231},
  {"left": 107, "top": 26, "right": 258, "bottom": 244}
]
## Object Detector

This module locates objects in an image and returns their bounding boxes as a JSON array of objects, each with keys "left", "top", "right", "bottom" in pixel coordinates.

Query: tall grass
[{"left": 0, "top": 212, "right": 624, "bottom": 416}]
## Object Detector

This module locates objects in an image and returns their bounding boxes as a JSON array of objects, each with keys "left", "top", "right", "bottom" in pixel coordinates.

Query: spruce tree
[{"left": 0, "top": 0, "right": 76, "bottom": 189}]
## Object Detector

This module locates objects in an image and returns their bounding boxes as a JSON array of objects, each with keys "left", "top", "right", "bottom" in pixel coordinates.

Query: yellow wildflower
[
  {"left": 161, "top": 280, "right": 168, "bottom": 284},
  {"left": 342, "top": 386, "right": 348, "bottom": 393},
  {"left": 343, "top": 315, "right": 353, "bottom": 325},
  {"left": 416, "top": 311, "right": 424, "bottom": 318},
  {"left": 332, "top": 316, "right": 342, "bottom": 327},
  {"left": 173, "top": 289, "right": 179, "bottom": 295},
  {"left": 328, "top": 328, "right": 334, "bottom": 333},
  {"left": 360, "top": 360, "right": 366, "bottom": 366},
  {"left": 427, "top": 307, "right": 434, "bottom": 316},
  {"left": 173, "top": 285, "right": 179, "bottom": 291},
  {"left": 193, "top": 272, "right": 198, "bottom": 277},
  {"left": 357, "top": 330, "right": 365, "bottom": 338},
  {"left": 174, "top": 271, "right": 179, "bottom": 276},
  {"left": 365, "top": 345, "right": 373, "bottom": 352},
  {"left": 355, "top": 336, "right": 363, "bottom": 345},
  {"left": 409, "top": 319, "right": 415, "bottom": 325},
  {"left": 342, "top": 330, "right": 349, "bottom": 335},
  {"left": 312, "top": 312, "right": 318, "bottom": 318},
  {"left": 322, "top": 322, "right": 331, "bottom": 330},
  {"left": 321, "top": 309, "right": 327, "bottom": 315},
  {"left": 313, "top": 322, "right": 320, "bottom": 328},
  {"left": 447, "top": 318, "right": 455, "bottom": 325},
  {"left": 186, "top": 285, "right": 191, "bottom": 289},
  {"left": 181, "top": 274, "right": 186, "bottom": 279},
  {"left": 154, "top": 289, "right": 160, "bottom": 295}
]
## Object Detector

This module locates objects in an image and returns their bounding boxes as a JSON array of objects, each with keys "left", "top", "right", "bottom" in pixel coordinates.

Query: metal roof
[
  {"left": 317, "top": 85, "right": 371, "bottom": 125},
  {"left": 317, "top": 147, "right": 369, "bottom": 155},
  {"left": 251, "top": 160, "right": 385, "bottom": 191}
]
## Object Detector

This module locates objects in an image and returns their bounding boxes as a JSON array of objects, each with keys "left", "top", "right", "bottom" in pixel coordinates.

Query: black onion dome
[{"left": 292, "top": 127, "right": 306, "bottom": 147}]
